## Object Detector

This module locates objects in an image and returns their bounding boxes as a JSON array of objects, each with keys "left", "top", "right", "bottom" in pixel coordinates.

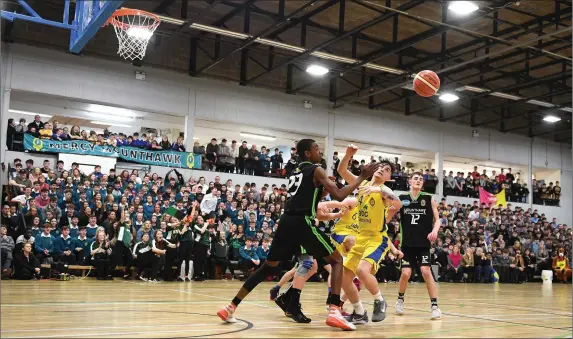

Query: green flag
[
  {"left": 165, "top": 206, "right": 185, "bottom": 220},
  {"left": 117, "top": 224, "right": 132, "bottom": 247}
]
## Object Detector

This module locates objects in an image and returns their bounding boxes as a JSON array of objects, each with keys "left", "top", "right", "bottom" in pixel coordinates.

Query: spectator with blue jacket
[
  {"left": 72, "top": 227, "right": 91, "bottom": 264},
  {"left": 257, "top": 238, "right": 271, "bottom": 262},
  {"left": 54, "top": 226, "right": 76, "bottom": 264},
  {"left": 239, "top": 237, "right": 259, "bottom": 273}
]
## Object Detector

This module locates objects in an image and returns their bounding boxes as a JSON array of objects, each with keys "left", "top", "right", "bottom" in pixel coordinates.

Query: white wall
[{"left": 533, "top": 169, "right": 561, "bottom": 184}]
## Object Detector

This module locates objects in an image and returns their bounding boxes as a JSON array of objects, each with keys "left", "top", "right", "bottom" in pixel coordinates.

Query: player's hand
[
  {"left": 358, "top": 185, "right": 381, "bottom": 196},
  {"left": 359, "top": 162, "right": 380, "bottom": 180},
  {"left": 339, "top": 205, "right": 349, "bottom": 216},
  {"left": 346, "top": 144, "right": 358, "bottom": 157},
  {"left": 395, "top": 250, "right": 404, "bottom": 259},
  {"left": 427, "top": 230, "right": 438, "bottom": 243}
]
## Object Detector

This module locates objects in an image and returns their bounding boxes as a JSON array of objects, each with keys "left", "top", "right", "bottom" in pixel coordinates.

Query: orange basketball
[{"left": 413, "top": 70, "right": 440, "bottom": 97}]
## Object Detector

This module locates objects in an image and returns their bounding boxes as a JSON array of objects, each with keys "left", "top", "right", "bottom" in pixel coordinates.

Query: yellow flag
[{"left": 494, "top": 189, "right": 507, "bottom": 207}]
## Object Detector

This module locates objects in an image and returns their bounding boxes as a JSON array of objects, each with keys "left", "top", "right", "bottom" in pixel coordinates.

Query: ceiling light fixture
[
  {"left": 559, "top": 107, "right": 573, "bottom": 113},
  {"left": 8, "top": 109, "right": 53, "bottom": 118},
  {"left": 87, "top": 104, "right": 136, "bottom": 117},
  {"left": 86, "top": 112, "right": 134, "bottom": 122},
  {"left": 448, "top": 1, "right": 479, "bottom": 15},
  {"left": 456, "top": 85, "right": 489, "bottom": 93},
  {"left": 543, "top": 116, "right": 561, "bottom": 123},
  {"left": 306, "top": 64, "right": 329, "bottom": 76},
  {"left": 90, "top": 121, "right": 133, "bottom": 128},
  {"left": 439, "top": 93, "right": 460, "bottom": 102},
  {"left": 527, "top": 100, "right": 555, "bottom": 108},
  {"left": 490, "top": 92, "right": 522, "bottom": 100},
  {"left": 239, "top": 132, "right": 276, "bottom": 141}
]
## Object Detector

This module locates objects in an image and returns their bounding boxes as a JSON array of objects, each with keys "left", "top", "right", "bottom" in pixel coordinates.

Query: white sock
[
  {"left": 373, "top": 291, "right": 384, "bottom": 302},
  {"left": 352, "top": 301, "right": 365, "bottom": 315}
]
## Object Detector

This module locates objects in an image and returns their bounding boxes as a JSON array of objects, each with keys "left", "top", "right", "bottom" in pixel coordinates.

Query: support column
[
  {"left": 528, "top": 138, "right": 534, "bottom": 208},
  {"left": 0, "top": 44, "right": 13, "bottom": 189},
  {"left": 435, "top": 132, "right": 444, "bottom": 197},
  {"left": 325, "top": 111, "right": 335, "bottom": 176},
  {"left": 184, "top": 110, "right": 195, "bottom": 152}
]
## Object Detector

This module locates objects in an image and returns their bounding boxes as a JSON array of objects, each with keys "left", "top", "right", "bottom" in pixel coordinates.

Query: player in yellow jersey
[
  {"left": 330, "top": 197, "right": 359, "bottom": 256},
  {"left": 337, "top": 144, "right": 403, "bottom": 324}
]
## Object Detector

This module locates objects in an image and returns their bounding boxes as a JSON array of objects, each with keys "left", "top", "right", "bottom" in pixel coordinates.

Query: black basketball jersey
[
  {"left": 284, "top": 161, "right": 323, "bottom": 217},
  {"left": 399, "top": 192, "right": 434, "bottom": 248}
]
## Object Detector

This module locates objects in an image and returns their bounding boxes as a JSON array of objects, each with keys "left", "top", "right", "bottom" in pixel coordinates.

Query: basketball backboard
[
  {"left": 0, "top": 0, "right": 123, "bottom": 54},
  {"left": 69, "top": 0, "right": 124, "bottom": 53}
]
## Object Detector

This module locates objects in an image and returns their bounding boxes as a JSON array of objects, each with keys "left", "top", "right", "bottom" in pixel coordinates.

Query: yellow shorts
[
  {"left": 343, "top": 233, "right": 390, "bottom": 275},
  {"left": 330, "top": 232, "right": 357, "bottom": 256}
]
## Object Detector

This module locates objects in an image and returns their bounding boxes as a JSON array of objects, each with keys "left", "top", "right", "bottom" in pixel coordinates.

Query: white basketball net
[{"left": 109, "top": 11, "right": 160, "bottom": 60}]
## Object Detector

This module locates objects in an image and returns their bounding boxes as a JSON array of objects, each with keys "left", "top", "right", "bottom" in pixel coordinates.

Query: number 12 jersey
[{"left": 398, "top": 192, "right": 434, "bottom": 248}]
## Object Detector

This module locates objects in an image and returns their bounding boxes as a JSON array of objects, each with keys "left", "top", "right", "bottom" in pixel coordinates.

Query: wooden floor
[{"left": 1, "top": 279, "right": 571, "bottom": 338}]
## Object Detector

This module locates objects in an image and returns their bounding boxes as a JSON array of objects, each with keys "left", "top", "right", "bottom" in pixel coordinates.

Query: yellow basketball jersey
[
  {"left": 332, "top": 206, "right": 359, "bottom": 235},
  {"left": 357, "top": 180, "right": 388, "bottom": 236}
]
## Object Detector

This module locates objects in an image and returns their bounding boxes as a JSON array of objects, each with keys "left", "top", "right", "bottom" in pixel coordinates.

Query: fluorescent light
[
  {"left": 490, "top": 92, "right": 522, "bottom": 100},
  {"left": 311, "top": 51, "right": 357, "bottom": 64},
  {"left": 448, "top": 1, "right": 479, "bottom": 15},
  {"left": 8, "top": 109, "right": 52, "bottom": 118},
  {"left": 193, "top": 137, "right": 199, "bottom": 140},
  {"left": 306, "top": 65, "right": 329, "bottom": 76},
  {"left": 87, "top": 104, "right": 136, "bottom": 117},
  {"left": 543, "top": 116, "right": 561, "bottom": 123},
  {"left": 364, "top": 63, "right": 406, "bottom": 75},
  {"left": 439, "top": 93, "right": 459, "bottom": 102},
  {"left": 239, "top": 132, "right": 276, "bottom": 141},
  {"left": 189, "top": 23, "right": 249, "bottom": 39},
  {"left": 155, "top": 14, "right": 185, "bottom": 25},
  {"left": 456, "top": 85, "right": 489, "bottom": 93},
  {"left": 86, "top": 112, "right": 134, "bottom": 122},
  {"left": 256, "top": 38, "right": 306, "bottom": 52},
  {"left": 527, "top": 100, "right": 555, "bottom": 107},
  {"left": 127, "top": 27, "right": 153, "bottom": 40},
  {"left": 90, "top": 121, "right": 133, "bottom": 128},
  {"left": 559, "top": 107, "right": 573, "bottom": 113}
]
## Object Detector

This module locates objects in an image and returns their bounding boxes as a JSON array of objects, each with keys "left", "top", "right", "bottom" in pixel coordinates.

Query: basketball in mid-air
[{"left": 413, "top": 70, "right": 440, "bottom": 97}]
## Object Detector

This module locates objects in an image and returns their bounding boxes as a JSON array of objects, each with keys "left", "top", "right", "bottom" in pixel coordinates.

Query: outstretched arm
[
  {"left": 337, "top": 144, "right": 359, "bottom": 184},
  {"left": 315, "top": 164, "right": 379, "bottom": 202},
  {"left": 381, "top": 185, "right": 402, "bottom": 221}
]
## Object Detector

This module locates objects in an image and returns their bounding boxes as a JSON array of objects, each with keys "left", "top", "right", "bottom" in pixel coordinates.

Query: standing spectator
[
  {"left": 150, "top": 229, "right": 176, "bottom": 283},
  {"left": 205, "top": 138, "right": 219, "bottom": 171},
  {"left": 6, "top": 118, "right": 17, "bottom": 150},
  {"left": 332, "top": 152, "right": 340, "bottom": 178},
  {"left": 497, "top": 169, "right": 506, "bottom": 184},
  {"left": 216, "top": 139, "right": 231, "bottom": 172},
  {"left": 172, "top": 136, "right": 186, "bottom": 152},
  {"left": 1, "top": 226, "right": 15, "bottom": 278},
  {"left": 193, "top": 216, "right": 211, "bottom": 281},
  {"left": 505, "top": 168, "right": 515, "bottom": 183},
  {"left": 238, "top": 141, "right": 249, "bottom": 174},
  {"left": 259, "top": 146, "right": 271, "bottom": 176},
  {"left": 193, "top": 141, "right": 207, "bottom": 170},
  {"left": 27, "top": 115, "right": 44, "bottom": 132},
  {"left": 270, "top": 148, "right": 283, "bottom": 177},
  {"left": 160, "top": 135, "right": 171, "bottom": 150},
  {"left": 211, "top": 231, "right": 230, "bottom": 278},
  {"left": 445, "top": 171, "right": 455, "bottom": 196},
  {"left": 246, "top": 144, "right": 260, "bottom": 176},
  {"left": 15, "top": 118, "right": 26, "bottom": 133},
  {"left": 13, "top": 242, "right": 41, "bottom": 280},
  {"left": 69, "top": 125, "right": 82, "bottom": 140},
  {"left": 228, "top": 140, "right": 239, "bottom": 173}
]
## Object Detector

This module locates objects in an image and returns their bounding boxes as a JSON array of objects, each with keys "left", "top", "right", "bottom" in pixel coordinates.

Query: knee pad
[{"left": 296, "top": 255, "right": 314, "bottom": 277}]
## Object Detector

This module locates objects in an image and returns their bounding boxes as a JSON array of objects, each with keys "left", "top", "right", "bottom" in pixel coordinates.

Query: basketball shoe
[
  {"left": 326, "top": 306, "right": 356, "bottom": 331},
  {"left": 395, "top": 299, "right": 405, "bottom": 315},
  {"left": 431, "top": 305, "right": 442, "bottom": 320},
  {"left": 217, "top": 305, "right": 237, "bottom": 323},
  {"left": 371, "top": 299, "right": 387, "bottom": 322}
]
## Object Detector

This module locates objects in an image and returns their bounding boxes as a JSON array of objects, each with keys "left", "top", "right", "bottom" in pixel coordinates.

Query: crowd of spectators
[
  {"left": 1, "top": 154, "right": 570, "bottom": 285},
  {"left": 6, "top": 116, "right": 562, "bottom": 207}
]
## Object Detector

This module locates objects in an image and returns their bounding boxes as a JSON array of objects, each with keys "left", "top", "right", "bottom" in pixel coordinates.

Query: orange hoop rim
[{"left": 104, "top": 8, "right": 161, "bottom": 30}]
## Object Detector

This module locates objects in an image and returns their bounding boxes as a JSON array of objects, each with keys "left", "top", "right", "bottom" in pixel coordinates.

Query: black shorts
[
  {"left": 400, "top": 247, "right": 431, "bottom": 269},
  {"left": 267, "top": 214, "right": 335, "bottom": 262}
]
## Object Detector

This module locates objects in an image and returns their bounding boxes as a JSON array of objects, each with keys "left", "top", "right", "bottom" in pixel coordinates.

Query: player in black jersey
[
  {"left": 217, "top": 139, "right": 379, "bottom": 331},
  {"left": 396, "top": 172, "right": 442, "bottom": 320}
]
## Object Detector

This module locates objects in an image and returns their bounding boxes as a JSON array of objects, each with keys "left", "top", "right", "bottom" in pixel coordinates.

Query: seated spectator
[
  {"left": 35, "top": 224, "right": 55, "bottom": 265},
  {"left": 15, "top": 229, "right": 35, "bottom": 254},
  {"left": 26, "top": 125, "right": 39, "bottom": 138},
  {"left": 90, "top": 230, "right": 112, "bottom": 280},
  {"left": 1, "top": 226, "right": 15, "bottom": 278},
  {"left": 13, "top": 243, "right": 41, "bottom": 280},
  {"left": 523, "top": 248, "right": 536, "bottom": 282},
  {"left": 553, "top": 247, "right": 571, "bottom": 283},
  {"left": 73, "top": 227, "right": 90, "bottom": 265},
  {"left": 462, "top": 247, "right": 474, "bottom": 282},
  {"left": 493, "top": 249, "right": 512, "bottom": 283},
  {"left": 257, "top": 238, "right": 271, "bottom": 262},
  {"left": 239, "top": 237, "right": 259, "bottom": 275},
  {"left": 446, "top": 245, "right": 463, "bottom": 282},
  {"left": 54, "top": 226, "right": 76, "bottom": 265}
]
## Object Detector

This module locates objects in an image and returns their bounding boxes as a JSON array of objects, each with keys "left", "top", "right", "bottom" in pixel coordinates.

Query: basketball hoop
[{"left": 105, "top": 8, "right": 160, "bottom": 60}]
